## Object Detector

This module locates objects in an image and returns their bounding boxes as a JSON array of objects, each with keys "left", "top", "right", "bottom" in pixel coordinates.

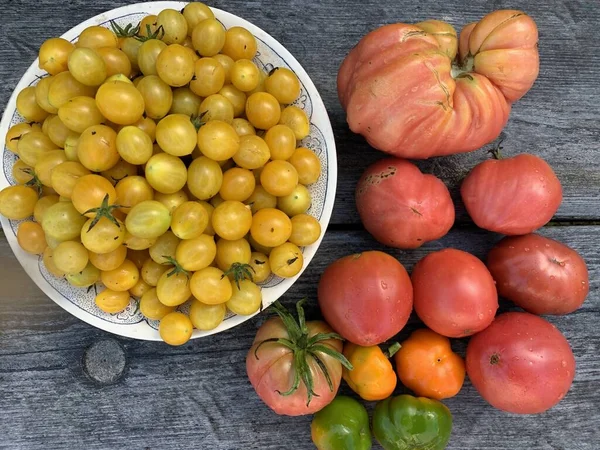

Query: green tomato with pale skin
[{"left": 311, "top": 396, "right": 372, "bottom": 450}]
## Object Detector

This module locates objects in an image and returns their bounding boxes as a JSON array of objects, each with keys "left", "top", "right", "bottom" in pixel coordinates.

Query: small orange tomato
[
  {"left": 342, "top": 343, "right": 397, "bottom": 401},
  {"left": 395, "top": 328, "right": 465, "bottom": 400}
]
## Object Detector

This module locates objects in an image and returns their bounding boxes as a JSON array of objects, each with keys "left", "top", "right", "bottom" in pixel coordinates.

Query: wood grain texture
[
  {"left": 1, "top": 226, "right": 599, "bottom": 450},
  {"left": 0, "top": 0, "right": 599, "bottom": 449}
]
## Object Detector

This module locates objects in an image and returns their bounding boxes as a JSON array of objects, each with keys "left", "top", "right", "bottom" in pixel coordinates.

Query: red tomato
[
  {"left": 246, "top": 301, "right": 349, "bottom": 416},
  {"left": 337, "top": 10, "right": 539, "bottom": 158},
  {"left": 487, "top": 234, "right": 589, "bottom": 315},
  {"left": 356, "top": 158, "right": 454, "bottom": 249},
  {"left": 461, "top": 154, "right": 562, "bottom": 235},
  {"left": 318, "top": 251, "right": 413, "bottom": 346},
  {"left": 466, "top": 312, "right": 575, "bottom": 414},
  {"left": 412, "top": 249, "right": 498, "bottom": 337}
]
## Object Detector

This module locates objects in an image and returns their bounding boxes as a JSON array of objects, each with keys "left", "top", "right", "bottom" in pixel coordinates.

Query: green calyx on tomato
[
  {"left": 373, "top": 395, "right": 452, "bottom": 450},
  {"left": 162, "top": 256, "right": 191, "bottom": 279},
  {"left": 109, "top": 20, "right": 140, "bottom": 38},
  {"left": 253, "top": 300, "right": 353, "bottom": 406},
  {"left": 311, "top": 396, "right": 372, "bottom": 450},
  {"left": 222, "top": 261, "right": 255, "bottom": 290},
  {"left": 135, "top": 24, "right": 166, "bottom": 42},
  {"left": 83, "top": 193, "right": 123, "bottom": 232},
  {"left": 22, "top": 168, "right": 43, "bottom": 196}
]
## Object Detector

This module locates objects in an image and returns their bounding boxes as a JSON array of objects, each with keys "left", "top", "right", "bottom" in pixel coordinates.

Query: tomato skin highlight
[
  {"left": 466, "top": 312, "right": 576, "bottom": 414},
  {"left": 487, "top": 234, "right": 589, "bottom": 315},
  {"left": 318, "top": 251, "right": 413, "bottom": 346}
]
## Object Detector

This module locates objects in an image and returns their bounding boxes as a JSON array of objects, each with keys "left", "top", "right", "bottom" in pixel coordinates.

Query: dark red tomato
[
  {"left": 461, "top": 154, "right": 562, "bottom": 235},
  {"left": 466, "top": 312, "right": 575, "bottom": 414},
  {"left": 318, "top": 251, "right": 413, "bottom": 346},
  {"left": 487, "top": 234, "right": 589, "bottom": 315},
  {"left": 356, "top": 158, "right": 455, "bottom": 249},
  {"left": 412, "top": 249, "right": 498, "bottom": 338}
]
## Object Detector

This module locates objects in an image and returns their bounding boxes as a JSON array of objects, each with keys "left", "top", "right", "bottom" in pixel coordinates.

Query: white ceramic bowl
[{"left": 0, "top": 1, "right": 336, "bottom": 340}]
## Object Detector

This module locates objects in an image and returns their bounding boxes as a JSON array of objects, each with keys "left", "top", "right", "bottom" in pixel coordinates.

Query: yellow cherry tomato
[
  {"left": 95, "top": 289, "right": 130, "bottom": 314},
  {"left": 159, "top": 312, "right": 193, "bottom": 346},
  {"left": 190, "top": 266, "right": 232, "bottom": 305},
  {"left": 101, "top": 259, "right": 140, "bottom": 292},
  {"left": 140, "top": 288, "right": 176, "bottom": 320},
  {"left": 189, "top": 300, "right": 226, "bottom": 331},
  {"left": 269, "top": 242, "right": 303, "bottom": 278}
]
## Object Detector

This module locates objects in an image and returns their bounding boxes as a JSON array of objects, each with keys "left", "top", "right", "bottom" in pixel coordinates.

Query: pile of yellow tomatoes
[{"left": 0, "top": 2, "right": 323, "bottom": 346}]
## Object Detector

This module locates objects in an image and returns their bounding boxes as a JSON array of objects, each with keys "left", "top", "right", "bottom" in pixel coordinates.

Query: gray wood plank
[
  {"left": 0, "top": 0, "right": 599, "bottom": 226},
  {"left": 1, "top": 225, "right": 598, "bottom": 450}
]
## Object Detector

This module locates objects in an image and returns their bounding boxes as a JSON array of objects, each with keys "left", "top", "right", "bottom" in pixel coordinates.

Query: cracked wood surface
[{"left": 0, "top": 0, "right": 599, "bottom": 449}]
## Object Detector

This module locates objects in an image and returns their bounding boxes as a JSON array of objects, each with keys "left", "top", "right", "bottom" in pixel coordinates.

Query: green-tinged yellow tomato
[
  {"left": 17, "top": 221, "right": 47, "bottom": 254},
  {"left": 58, "top": 96, "right": 104, "bottom": 133},
  {"left": 219, "top": 85, "right": 246, "bottom": 118},
  {"left": 155, "top": 114, "right": 196, "bottom": 156},
  {"left": 289, "top": 147, "right": 321, "bottom": 185},
  {"left": 175, "top": 234, "right": 216, "bottom": 271},
  {"left": 149, "top": 230, "right": 180, "bottom": 264},
  {"left": 197, "top": 120, "right": 239, "bottom": 161},
  {"left": 171, "top": 201, "right": 208, "bottom": 239},
  {"left": 136, "top": 75, "right": 173, "bottom": 120},
  {"left": 213, "top": 53, "right": 234, "bottom": 84},
  {"left": 120, "top": 37, "right": 143, "bottom": 71},
  {"left": 96, "top": 46, "right": 132, "bottom": 77},
  {"left": 222, "top": 27, "right": 257, "bottom": 61},
  {"left": 5, "top": 122, "right": 41, "bottom": 154},
  {"left": 216, "top": 237, "right": 251, "bottom": 271},
  {"left": 33, "top": 195, "right": 60, "bottom": 223},
  {"left": 157, "top": 268, "right": 191, "bottom": 307},
  {"left": 249, "top": 252, "right": 271, "bottom": 283},
  {"left": 250, "top": 207, "right": 292, "bottom": 248},
  {"left": 35, "top": 150, "right": 67, "bottom": 187},
  {"left": 130, "top": 278, "right": 152, "bottom": 298},
  {"left": 230, "top": 59, "right": 259, "bottom": 92},
  {"left": 64, "top": 135, "right": 80, "bottom": 161},
  {"left": 124, "top": 231, "right": 156, "bottom": 250},
  {"left": 138, "top": 39, "right": 167, "bottom": 76},
  {"left": 145, "top": 152, "right": 187, "bottom": 194},
  {"left": 156, "top": 9, "right": 188, "bottom": 45},
  {"left": 190, "top": 266, "right": 232, "bottom": 305},
  {"left": 66, "top": 261, "right": 101, "bottom": 287},
  {"left": 265, "top": 67, "right": 301, "bottom": 104},
  {"left": 246, "top": 92, "right": 281, "bottom": 130},
  {"left": 198, "top": 94, "right": 234, "bottom": 123},
  {"left": 16, "top": 86, "right": 50, "bottom": 122},
  {"left": 0, "top": 185, "right": 38, "bottom": 220},
  {"left": 140, "top": 288, "right": 175, "bottom": 320},
  {"left": 116, "top": 126, "right": 153, "bottom": 165},
  {"left": 260, "top": 160, "right": 299, "bottom": 197},
  {"left": 232, "top": 135, "right": 270, "bottom": 170},
  {"left": 170, "top": 87, "right": 202, "bottom": 116},
  {"left": 95, "top": 288, "right": 130, "bottom": 314},
  {"left": 53, "top": 240, "right": 89, "bottom": 274},
  {"left": 76, "top": 26, "right": 118, "bottom": 49},
  {"left": 48, "top": 71, "right": 96, "bottom": 109},
  {"left": 212, "top": 200, "right": 252, "bottom": 240},
  {"left": 245, "top": 185, "right": 277, "bottom": 214},
  {"left": 280, "top": 105, "right": 310, "bottom": 140},
  {"left": 142, "top": 258, "right": 172, "bottom": 286},
  {"left": 226, "top": 278, "right": 262, "bottom": 315},
  {"left": 277, "top": 184, "right": 311, "bottom": 217},
  {"left": 89, "top": 245, "right": 128, "bottom": 271},
  {"left": 101, "top": 259, "right": 139, "bottom": 292},
  {"left": 220, "top": 167, "right": 255, "bottom": 202},
  {"left": 154, "top": 190, "right": 189, "bottom": 212},
  {"left": 126, "top": 200, "right": 171, "bottom": 239},
  {"left": 81, "top": 216, "right": 126, "bottom": 254},
  {"left": 42, "top": 201, "right": 87, "bottom": 242},
  {"left": 289, "top": 214, "right": 321, "bottom": 246},
  {"left": 192, "top": 18, "right": 225, "bottom": 56},
  {"left": 18, "top": 131, "right": 58, "bottom": 167},
  {"left": 184, "top": 2, "right": 215, "bottom": 36},
  {"left": 187, "top": 156, "right": 223, "bottom": 200},
  {"left": 96, "top": 80, "right": 145, "bottom": 125},
  {"left": 39, "top": 37, "right": 74, "bottom": 75},
  {"left": 264, "top": 124, "right": 296, "bottom": 160},
  {"left": 35, "top": 76, "right": 58, "bottom": 114},
  {"left": 159, "top": 311, "right": 193, "bottom": 345},
  {"left": 270, "top": 242, "right": 303, "bottom": 278},
  {"left": 77, "top": 125, "right": 120, "bottom": 172},
  {"left": 189, "top": 300, "right": 226, "bottom": 331},
  {"left": 156, "top": 44, "right": 195, "bottom": 87},
  {"left": 231, "top": 118, "right": 256, "bottom": 137},
  {"left": 68, "top": 47, "right": 107, "bottom": 86},
  {"left": 43, "top": 246, "right": 66, "bottom": 277},
  {"left": 190, "top": 57, "right": 225, "bottom": 97}
]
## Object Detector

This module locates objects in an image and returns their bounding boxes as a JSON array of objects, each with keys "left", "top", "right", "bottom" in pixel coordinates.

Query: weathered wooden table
[{"left": 1, "top": 1, "right": 599, "bottom": 449}]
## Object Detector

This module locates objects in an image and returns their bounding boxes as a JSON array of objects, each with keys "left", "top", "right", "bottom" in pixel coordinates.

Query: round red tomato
[
  {"left": 318, "top": 251, "right": 413, "bottom": 346},
  {"left": 466, "top": 312, "right": 575, "bottom": 414},
  {"left": 461, "top": 154, "right": 562, "bottom": 235},
  {"left": 356, "top": 158, "right": 455, "bottom": 249},
  {"left": 412, "top": 249, "right": 497, "bottom": 338},
  {"left": 487, "top": 234, "right": 589, "bottom": 315},
  {"left": 246, "top": 301, "right": 350, "bottom": 416}
]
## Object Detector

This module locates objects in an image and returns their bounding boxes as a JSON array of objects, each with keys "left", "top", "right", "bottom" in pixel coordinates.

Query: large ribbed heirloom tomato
[{"left": 337, "top": 10, "right": 539, "bottom": 159}]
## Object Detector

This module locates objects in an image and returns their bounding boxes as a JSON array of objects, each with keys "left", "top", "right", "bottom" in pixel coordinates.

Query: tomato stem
[
  {"left": 385, "top": 342, "right": 401, "bottom": 358},
  {"left": 222, "top": 262, "right": 255, "bottom": 290},
  {"left": 162, "top": 256, "right": 190, "bottom": 279},
  {"left": 83, "top": 194, "right": 124, "bottom": 232},
  {"left": 110, "top": 20, "right": 140, "bottom": 38},
  {"left": 488, "top": 138, "right": 505, "bottom": 160},
  {"left": 22, "top": 168, "right": 43, "bottom": 197}
]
